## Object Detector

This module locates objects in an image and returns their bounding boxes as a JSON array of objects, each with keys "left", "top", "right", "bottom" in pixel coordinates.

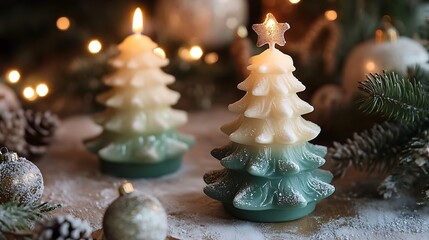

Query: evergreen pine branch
[
  {"left": 419, "top": 183, "right": 429, "bottom": 205},
  {"left": 0, "top": 199, "right": 61, "bottom": 239},
  {"left": 358, "top": 71, "right": 429, "bottom": 123},
  {"left": 419, "top": 18, "right": 429, "bottom": 44},
  {"left": 329, "top": 121, "right": 417, "bottom": 177},
  {"left": 378, "top": 130, "right": 429, "bottom": 204},
  {"left": 407, "top": 65, "right": 429, "bottom": 93}
]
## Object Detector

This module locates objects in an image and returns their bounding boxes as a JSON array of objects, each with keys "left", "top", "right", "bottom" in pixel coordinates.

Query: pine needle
[
  {"left": 358, "top": 71, "right": 429, "bottom": 123},
  {"left": 0, "top": 199, "right": 61, "bottom": 239},
  {"left": 329, "top": 121, "right": 418, "bottom": 177},
  {"left": 407, "top": 65, "right": 429, "bottom": 93},
  {"left": 378, "top": 130, "right": 429, "bottom": 204}
]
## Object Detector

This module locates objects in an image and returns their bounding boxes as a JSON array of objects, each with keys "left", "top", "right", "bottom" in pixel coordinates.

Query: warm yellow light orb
[
  {"left": 36, "top": 83, "right": 49, "bottom": 97},
  {"left": 189, "top": 46, "right": 203, "bottom": 60},
  {"left": 365, "top": 61, "right": 376, "bottom": 71},
  {"left": 325, "top": 10, "right": 338, "bottom": 21},
  {"left": 132, "top": 8, "right": 143, "bottom": 34},
  {"left": 237, "top": 26, "right": 248, "bottom": 38},
  {"left": 6, "top": 69, "right": 20, "bottom": 83},
  {"left": 289, "top": 0, "right": 301, "bottom": 4},
  {"left": 88, "top": 39, "right": 102, "bottom": 54},
  {"left": 204, "top": 52, "right": 219, "bottom": 65},
  {"left": 23, "top": 87, "right": 37, "bottom": 101},
  {"left": 153, "top": 47, "right": 166, "bottom": 59},
  {"left": 56, "top": 17, "right": 70, "bottom": 30}
]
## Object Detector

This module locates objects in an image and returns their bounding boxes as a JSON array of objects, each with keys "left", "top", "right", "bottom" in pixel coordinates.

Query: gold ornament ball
[
  {"left": 0, "top": 151, "right": 44, "bottom": 204},
  {"left": 103, "top": 183, "right": 168, "bottom": 240},
  {"left": 342, "top": 37, "right": 429, "bottom": 100}
]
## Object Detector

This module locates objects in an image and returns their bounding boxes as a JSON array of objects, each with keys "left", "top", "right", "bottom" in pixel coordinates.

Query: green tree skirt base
[
  {"left": 223, "top": 202, "right": 316, "bottom": 222},
  {"left": 99, "top": 157, "right": 182, "bottom": 179}
]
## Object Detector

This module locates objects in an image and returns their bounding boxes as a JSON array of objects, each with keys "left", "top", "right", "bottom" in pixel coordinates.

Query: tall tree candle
[{"left": 203, "top": 13, "right": 335, "bottom": 222}]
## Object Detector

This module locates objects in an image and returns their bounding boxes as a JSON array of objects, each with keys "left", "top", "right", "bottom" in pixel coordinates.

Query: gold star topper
[{"left": 252, "top": 13, "right": 290, "bottom": 49}]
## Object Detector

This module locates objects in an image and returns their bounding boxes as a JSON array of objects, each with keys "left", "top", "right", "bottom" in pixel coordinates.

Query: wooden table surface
[{"left": 37, "top": 107, "right": 429, "bottom": 240}]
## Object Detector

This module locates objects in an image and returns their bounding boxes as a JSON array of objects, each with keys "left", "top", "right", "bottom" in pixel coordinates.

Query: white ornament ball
[
  {"left": 342, "top": 37, "right": 429, "bottom": 99},
  {"left": 155, "top": 0, "right": 248, "bottom": 48},
  {"left": 103, "top": 184, "right": 168, "bottom": 240}
]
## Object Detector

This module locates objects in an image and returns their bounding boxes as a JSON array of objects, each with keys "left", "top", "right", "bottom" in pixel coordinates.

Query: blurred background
[{"left": 1, "top": 0, "right": 429, "bottom": 142}]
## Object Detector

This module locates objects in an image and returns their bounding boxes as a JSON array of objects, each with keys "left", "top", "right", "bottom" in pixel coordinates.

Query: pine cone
[
  {"left": 36, "top": 215, "right": 93, "bottom": 240},
  {"left": 24, "top": 110, "right": 59, "bottom": 159},
  {"left": 0, "top": 109, "right": 27, "bottom": 155}
]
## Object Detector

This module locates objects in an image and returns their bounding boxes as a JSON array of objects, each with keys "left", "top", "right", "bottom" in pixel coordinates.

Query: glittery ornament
[
  {"left": 0, "top": 148, "right": 44, "bottom": 204},
  {"left": 103, "top": 182, "right": 168, "bottom": 240}
]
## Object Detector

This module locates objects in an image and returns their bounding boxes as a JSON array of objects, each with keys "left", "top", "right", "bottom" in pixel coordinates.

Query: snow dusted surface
[{"left": 37, "top": 107, "right": 429, "bottom": 240}]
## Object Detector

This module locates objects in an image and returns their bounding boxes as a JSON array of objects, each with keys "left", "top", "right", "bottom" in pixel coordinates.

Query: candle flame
[{"left": 133, "top": 8, "right": 143, "bottom": 34}]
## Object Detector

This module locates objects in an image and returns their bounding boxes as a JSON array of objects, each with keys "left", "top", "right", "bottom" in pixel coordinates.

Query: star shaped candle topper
[{"left": 252, "top": 13, "right": 290, "bottom": 49}]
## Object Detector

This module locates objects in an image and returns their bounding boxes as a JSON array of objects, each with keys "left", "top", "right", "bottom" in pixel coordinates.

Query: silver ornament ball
[
  {"left": 103, "top": 183, "right": 168, "bottom": 240},
  {"left": 0, "top": 150, "right": 44, "bottom": 204}
]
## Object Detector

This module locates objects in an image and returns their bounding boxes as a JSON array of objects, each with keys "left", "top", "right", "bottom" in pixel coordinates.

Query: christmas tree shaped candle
[
  {"left": 203, "top": 13, "right": 335, "bottom": 222},
  {"left": 85, "top": 8, "right": 193, "bottom": 178}
]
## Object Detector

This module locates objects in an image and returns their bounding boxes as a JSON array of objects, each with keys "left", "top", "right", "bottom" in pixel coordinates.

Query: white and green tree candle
[
  {"left": 86, "top": 8, "right": 193, "bottom": 178},
  {"left": 204, "top": 13, "right": 334, "bottom": 222}
]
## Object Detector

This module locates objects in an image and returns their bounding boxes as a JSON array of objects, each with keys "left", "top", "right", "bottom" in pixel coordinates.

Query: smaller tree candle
[
  {"left": 203, "top": 13, "right": 335, "bottom": 222},
  {"left": 85, "top": 8, "right": 193, "bottom": 178}
]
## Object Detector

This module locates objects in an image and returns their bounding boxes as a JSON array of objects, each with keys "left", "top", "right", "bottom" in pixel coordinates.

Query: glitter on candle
[
  {"left": 56, "top": 17, "right": 70, "bottom": 31},
  {"left": 6, "top": 69, "right": 20, "bottom": 83},
  {"left": 36, "top": 83, "right": 49, "bottom": 97},
  {"left": 252, "top": 13, "right": 290, "bottom": 48},
  {"left": 88, "top": 39, "right": 102, "bottom": 54}
]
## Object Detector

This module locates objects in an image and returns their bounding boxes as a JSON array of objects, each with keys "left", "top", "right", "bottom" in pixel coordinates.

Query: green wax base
[
  {"left": 223, "top": 202, "right": 316, "bottom": 222},
  {"left": 99, "top": 157, "right": 181, "bottom": 179}
]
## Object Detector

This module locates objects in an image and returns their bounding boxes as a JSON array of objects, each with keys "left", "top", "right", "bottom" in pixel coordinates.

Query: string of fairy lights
[
  {"left": 3, "top": 11, "right": 220, "bottom": 103},
  {"left": 2, "top": 0, "right": 337, "bottom": 103},
  {"left": 2, "top": 15, "right": 106, "bottom": 102}
]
